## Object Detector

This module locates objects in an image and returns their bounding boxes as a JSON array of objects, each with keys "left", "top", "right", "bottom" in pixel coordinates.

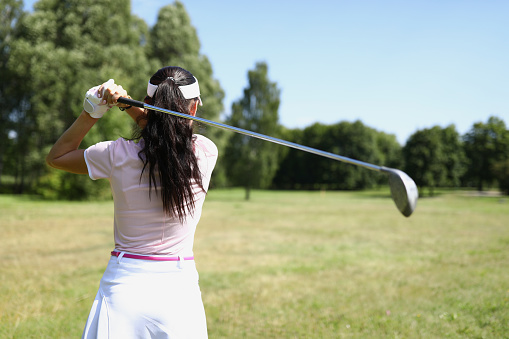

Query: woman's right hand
[
  {"left": 98, "top": 81, "right": 131, "bottom": 108},
  {"left": 98, "top": 80, "right": 147, "bottom": 128}
]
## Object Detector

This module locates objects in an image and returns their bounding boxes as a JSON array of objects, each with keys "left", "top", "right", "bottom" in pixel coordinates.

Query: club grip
[{"left": 118, "top": 97, "right": 144, "bottom": 108}]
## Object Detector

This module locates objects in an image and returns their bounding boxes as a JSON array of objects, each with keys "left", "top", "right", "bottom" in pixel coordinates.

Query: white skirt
[{"left": 82, "top": 254, "right": 208, "bottom": 339}]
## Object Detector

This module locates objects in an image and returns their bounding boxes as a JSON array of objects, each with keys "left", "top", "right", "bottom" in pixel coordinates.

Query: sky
[{"left": 23, "top": 0, "right": 509, "bottom": 144}]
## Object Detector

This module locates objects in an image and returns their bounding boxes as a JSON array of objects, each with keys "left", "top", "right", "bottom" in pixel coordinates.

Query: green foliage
[
  {"left": 147, "top": 2, "right": 224, "bottom": 123},
  {"left": 272, "top": 121, "right": 402, "bottom": 190},
  {"left": 462, "top": 116, "right": 509, "bottom": 191},
  {"left": 440, "top": 125, "right": 468, "bottom": 187},
  {"left": 149, "top": 1, "right": 200, "bottom": 59},
  {"left": 0, "top": 0, "right": 24, "bottom": 183},
  {"left": 146, "top": 1, "right": 227, "bottom": 185},
  {"left": 35, "top": 169, "right": 111, "bottom": 200},
  {"left": 1, "top": 0, "right": 225, "bottom": 196},
  {"left": 1, "top": 0, "right": 508, "bottom": 198},
  {"left": 493, "top": 159, "right": 509, "bottom": 195},
  {"left": 224, "top": 62, "right": 281, "bottom": 199},
  {"left": 403, "top": 125, "right": 466, "bottom": 196},
  {"left": 4, "top": 0, "right": 150, "bottom": 196}
]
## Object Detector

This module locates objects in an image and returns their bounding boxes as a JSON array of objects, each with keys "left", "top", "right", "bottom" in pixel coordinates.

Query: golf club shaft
[{"left": 118, "top": 97, "right": 383, "bottom": 172}]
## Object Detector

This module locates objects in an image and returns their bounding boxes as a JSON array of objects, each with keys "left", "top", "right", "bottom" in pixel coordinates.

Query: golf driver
[{"left": 118, "top": 97, "right": 418, "bottom": 217}]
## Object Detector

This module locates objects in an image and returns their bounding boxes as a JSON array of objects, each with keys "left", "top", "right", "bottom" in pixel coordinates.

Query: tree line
[
  {"left": 1, "top": 0, "right": 508, "bottom": 199},
  {"left": 271, "top": 116, "right": 509, "bottom": 196},
  {"left": 1, "top": 0, "right": 224, "bottom": 199}
]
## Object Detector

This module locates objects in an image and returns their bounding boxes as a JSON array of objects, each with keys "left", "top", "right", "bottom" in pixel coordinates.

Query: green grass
[{"left": 1, "top": 189, "right": 508, "bottom": 338}]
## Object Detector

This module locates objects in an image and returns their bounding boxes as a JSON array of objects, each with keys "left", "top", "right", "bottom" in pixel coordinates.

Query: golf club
[{"left": 118, "top": 97, "right": 418, "bottom": 217}]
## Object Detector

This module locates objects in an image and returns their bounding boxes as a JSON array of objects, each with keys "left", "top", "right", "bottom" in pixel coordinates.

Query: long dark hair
[{"left": 134, "top": 66, "right": 204, "bottom": 222}]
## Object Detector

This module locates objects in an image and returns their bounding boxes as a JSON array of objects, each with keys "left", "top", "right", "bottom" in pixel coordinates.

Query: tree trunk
[
  {"left": 477, "top": 179, "right": 483, "bottom": 192},
  {"left": 0, "top": 152, "right": 3, "bottom": 185}
]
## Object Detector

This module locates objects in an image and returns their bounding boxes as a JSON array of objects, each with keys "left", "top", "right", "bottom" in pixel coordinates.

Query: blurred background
[{"left": 1, "top": 0, "right": 508, "bottom": 199}]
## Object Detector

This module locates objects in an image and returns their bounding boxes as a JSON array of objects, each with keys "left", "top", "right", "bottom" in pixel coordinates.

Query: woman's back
[{"left": 85, "top": 135, "right": 218, "bottom": 255}]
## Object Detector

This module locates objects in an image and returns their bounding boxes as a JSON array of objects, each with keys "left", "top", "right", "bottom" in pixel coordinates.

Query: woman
[{"left": 46, "top": 66, "right": 217, "bottom": 338}]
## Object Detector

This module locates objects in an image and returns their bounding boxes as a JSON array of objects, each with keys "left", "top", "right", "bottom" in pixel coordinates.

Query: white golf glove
[{"left": 83, "top": 79, "right": 114, "bottom": 118}]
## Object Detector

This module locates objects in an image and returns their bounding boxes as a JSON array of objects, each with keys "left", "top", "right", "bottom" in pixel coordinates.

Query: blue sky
[{"left": 24, "top": 0, "right": 508, "bottom": 144}]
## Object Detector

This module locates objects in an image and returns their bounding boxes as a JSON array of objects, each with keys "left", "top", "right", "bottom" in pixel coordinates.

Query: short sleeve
[
  {"left": 193, "top": 135, "right": 218, "bottom": 190},
  {"left": 194, "top": 134, "right": 218, "bottom": 159},
  {"left": 84, "top": 140, "right": 115, "bottom": 180}
]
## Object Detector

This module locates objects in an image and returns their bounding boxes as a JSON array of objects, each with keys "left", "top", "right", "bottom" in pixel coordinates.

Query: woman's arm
[
  {"left": 46, "top": 80, "right": 144, "bottom": 174},
  {"left": 123, "top": 106, "right": 147, "bottom": 129},
  {"left": 46, "top": 111, "right": 98, "bottom": 174}
]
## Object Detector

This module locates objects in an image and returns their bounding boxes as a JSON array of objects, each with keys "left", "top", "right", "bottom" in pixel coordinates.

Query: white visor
[{"left": 146, "top": 76, "right": 202, "bottom": 106}]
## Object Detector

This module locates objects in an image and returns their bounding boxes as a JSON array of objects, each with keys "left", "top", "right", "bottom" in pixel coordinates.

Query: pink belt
[{"left": 111, "top": 251, "right": 194, "bottom": 261}]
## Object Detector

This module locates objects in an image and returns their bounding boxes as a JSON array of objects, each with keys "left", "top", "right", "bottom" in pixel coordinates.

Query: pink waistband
[{"left": 111, "top": 251, "right": 194, "bottom": 261}]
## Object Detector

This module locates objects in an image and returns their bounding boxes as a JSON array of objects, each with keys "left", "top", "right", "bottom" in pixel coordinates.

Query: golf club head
[{"left": 381, "top": 167, "right": 418, "bottom": 217}]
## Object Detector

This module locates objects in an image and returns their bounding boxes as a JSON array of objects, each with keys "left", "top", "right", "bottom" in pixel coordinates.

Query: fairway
[{"left": 0, "top": 189, "right": 508, "bottom": 338}]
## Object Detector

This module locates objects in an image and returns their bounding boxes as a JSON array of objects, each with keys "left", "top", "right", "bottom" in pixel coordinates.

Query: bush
[{"left": 35, "top": 169, "right": 112, "bottom": 201}]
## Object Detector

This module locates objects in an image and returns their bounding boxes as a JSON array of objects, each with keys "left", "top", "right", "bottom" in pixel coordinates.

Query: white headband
[{"left": 147, "top": 76, "right": 202, "bottom": 105}]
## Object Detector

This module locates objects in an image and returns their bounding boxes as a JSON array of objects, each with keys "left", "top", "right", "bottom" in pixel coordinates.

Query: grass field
[{"left": 0, "top": 189, "right": 508, "bottom": 338}]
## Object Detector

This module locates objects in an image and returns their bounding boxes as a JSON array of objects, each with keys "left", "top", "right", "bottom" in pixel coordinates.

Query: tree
[
  {"left": 0, "top": 0, "right": 24, "bottom": 185},
  {"left": 462, "top": 116, "right": 509, "bottom": 191},
  {"left": 224, "top": 62, "right": 281, "bottom": 199},
  {"left": 272, "top": 121, "right": 402, "bottom": 190},
  {"left": 440, "top": 125, "right": 467, "bottom": 187},
  {"left": 270, "top": 127, "right": 303, "bottom": 189},
  {"left": 6, "top": 0, "right": 150, "bottom": 197},
  {"left": 322, "top": 121, "right": 400, "bottom": 189},
  {"left": 147, "top": 1, "right": 226, "bottom": 186},
  {"left": 2, "top": 0, "right": 228, "bottom": 197},
  {"left": 403, "top": 125, "right": 466, "bottom": 196},
  {"left": 147, "top": 2, "right": 224, "bottom": 125}
]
